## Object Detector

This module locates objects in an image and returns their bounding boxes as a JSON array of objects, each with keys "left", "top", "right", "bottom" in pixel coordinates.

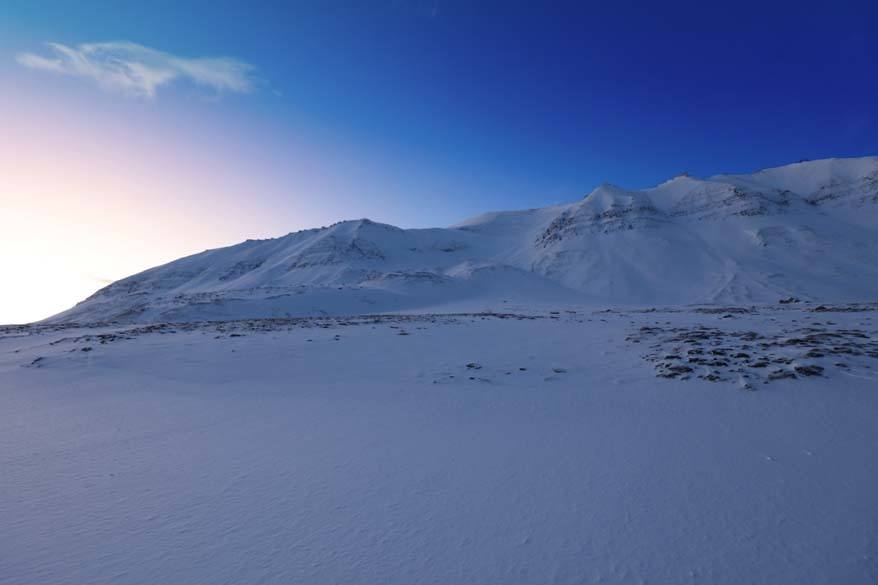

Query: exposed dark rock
[
  {"left": 658, "top": 364, "right": 693, "bottom": 378},
  {"left": 794, "top": 364, "right": 824, "bottom": 377},
  {"left": 768, "top": 369, "right": 797, "bottom": 381}
]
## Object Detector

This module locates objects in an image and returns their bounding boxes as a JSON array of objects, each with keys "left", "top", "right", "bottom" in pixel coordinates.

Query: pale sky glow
[{"left": 0, "top": 81, "right": 321, "bottom": 323}]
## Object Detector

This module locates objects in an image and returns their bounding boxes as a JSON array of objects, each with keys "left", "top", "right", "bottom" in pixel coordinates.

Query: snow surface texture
[
  {"left": 2, "top": 305, "right": 878, "bottom": 584},
  {"left": 47, "top": 156, "right": 878, "bottom": 325}
]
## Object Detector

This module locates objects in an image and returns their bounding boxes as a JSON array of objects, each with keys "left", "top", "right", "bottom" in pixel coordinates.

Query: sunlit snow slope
[{"left": 50, "top": 156, "right": 878, "bottom": 323}]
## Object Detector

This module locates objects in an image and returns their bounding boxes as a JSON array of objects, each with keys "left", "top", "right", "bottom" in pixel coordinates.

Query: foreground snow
[{"left": 2, "top": 304, "right": 877, "bottom": 584}]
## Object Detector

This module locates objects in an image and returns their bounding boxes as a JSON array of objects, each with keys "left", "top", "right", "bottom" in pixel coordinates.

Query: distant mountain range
[{"left": 50, "top": 156, "right": 878, "bottom": 324}]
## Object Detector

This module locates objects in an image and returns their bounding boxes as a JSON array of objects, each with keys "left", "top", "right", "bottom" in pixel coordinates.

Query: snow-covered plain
[
  {"left": 4, "top": 156, "right": 878, "bottom": 584},
  {"left": 3, "top": 303, "right": 878, "bottom": 584}
]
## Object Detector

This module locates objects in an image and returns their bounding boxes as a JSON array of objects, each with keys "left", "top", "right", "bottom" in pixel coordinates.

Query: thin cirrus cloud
[{"left": 16, "top": 41, "right": 258, "bottom": 98}]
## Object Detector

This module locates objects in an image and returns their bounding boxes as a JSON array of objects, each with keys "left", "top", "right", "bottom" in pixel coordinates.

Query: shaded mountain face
[{"left": 49, "top": 156, "right": 878, "bottom": 324}]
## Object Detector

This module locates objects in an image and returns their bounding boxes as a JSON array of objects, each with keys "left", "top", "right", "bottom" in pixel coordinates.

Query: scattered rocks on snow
[{"left": 628, "top": 309, "right": 877, "bottom": 386}]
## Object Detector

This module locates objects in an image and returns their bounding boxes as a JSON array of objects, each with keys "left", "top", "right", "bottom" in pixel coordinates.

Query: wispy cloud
[{"left": 16, "top": 41, "right": 258, "bottom": 99}]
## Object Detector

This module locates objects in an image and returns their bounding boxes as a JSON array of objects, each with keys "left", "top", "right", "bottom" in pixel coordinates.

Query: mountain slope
[{"left": 49, "top": 156, "right": 878, "bottom": 324}]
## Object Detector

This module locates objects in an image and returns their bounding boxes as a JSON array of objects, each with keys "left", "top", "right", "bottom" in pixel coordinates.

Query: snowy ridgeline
[
  {"left": 2, "top": 304, "right": 878, "bottom": 584},
  {"left": 47, "top": 156, "right": 878, "bottom": 324}
]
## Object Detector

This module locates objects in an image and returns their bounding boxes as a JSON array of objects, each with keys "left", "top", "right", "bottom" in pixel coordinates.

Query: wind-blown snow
[
  {"left": 47, "top": 156, "right": 878, "bottom": 324},
  {"left": 2, "top": 305, "right": 877, "bottom": 584}
]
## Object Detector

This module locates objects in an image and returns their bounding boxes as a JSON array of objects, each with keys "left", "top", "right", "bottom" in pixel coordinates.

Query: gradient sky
[{"left": 2, "top": 0, "right": 878, "bottom": 323}]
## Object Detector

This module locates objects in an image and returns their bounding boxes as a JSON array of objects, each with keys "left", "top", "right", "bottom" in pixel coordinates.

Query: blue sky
[
  {"left": 2, "top": 0, "right": 877, "bottom": 321},
  {"left": 5, "top": 1, "right": 878, "bottom": 219}
]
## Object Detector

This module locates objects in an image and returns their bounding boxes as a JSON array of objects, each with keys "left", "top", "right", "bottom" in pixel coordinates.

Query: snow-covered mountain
[{"left": 50, "top": 156, "right": 878, "bottom": 323}]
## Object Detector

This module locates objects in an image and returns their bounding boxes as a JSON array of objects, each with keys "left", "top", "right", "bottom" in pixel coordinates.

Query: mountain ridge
[{"left": 48, "top": 156, "right": 878, "bottom": 324}]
